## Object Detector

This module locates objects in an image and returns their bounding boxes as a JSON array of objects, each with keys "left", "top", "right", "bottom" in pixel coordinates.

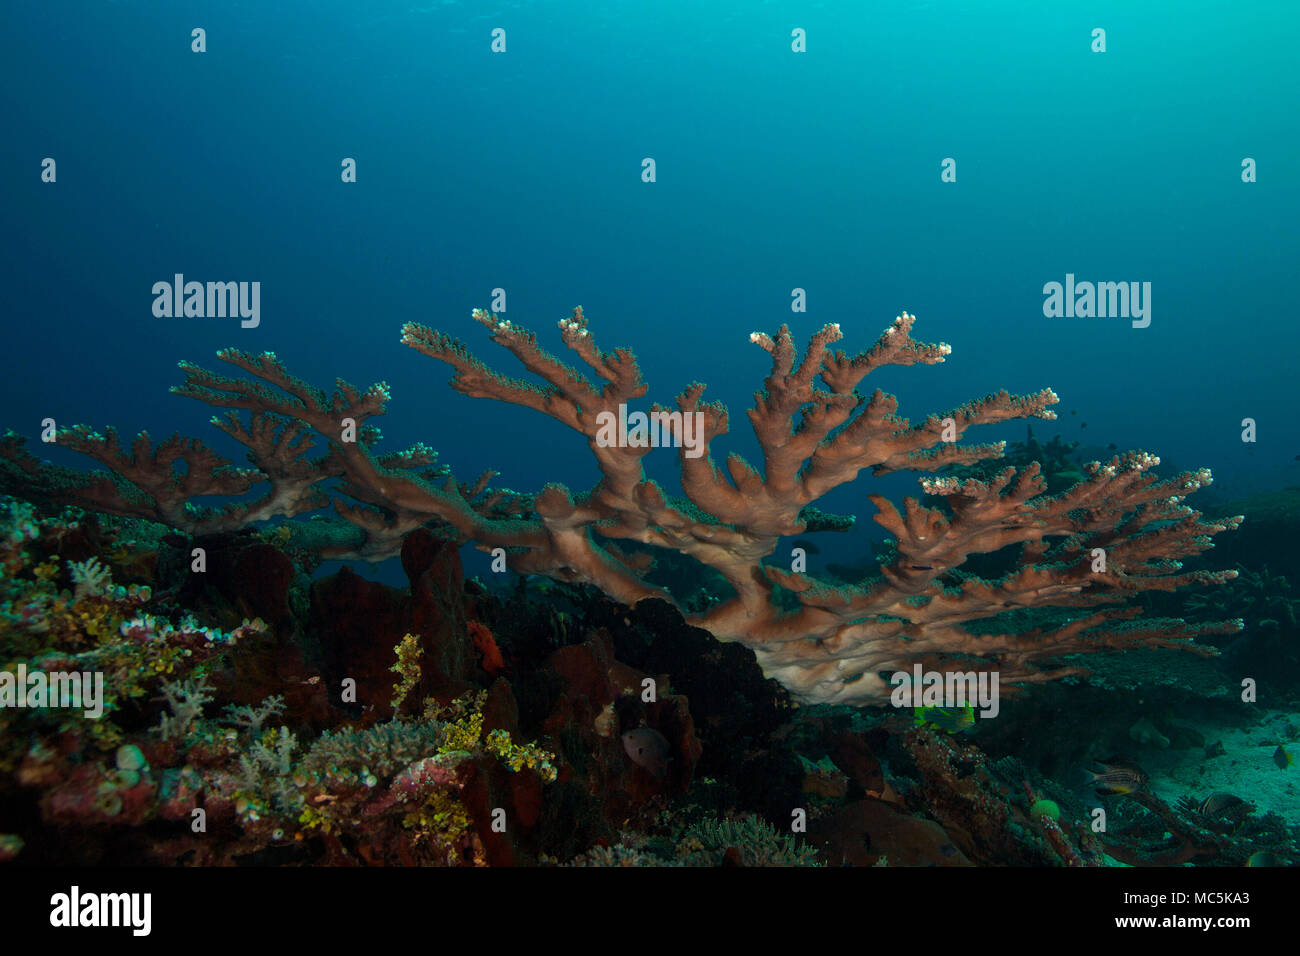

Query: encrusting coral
[{"left": 1, "top": 308, "right": 1242, "bottom": 705}]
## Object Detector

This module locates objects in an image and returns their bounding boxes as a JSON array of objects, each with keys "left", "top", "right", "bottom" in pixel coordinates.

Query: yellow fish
[{"left": 913, "top": 705, "right": 975, "bottom": 734}]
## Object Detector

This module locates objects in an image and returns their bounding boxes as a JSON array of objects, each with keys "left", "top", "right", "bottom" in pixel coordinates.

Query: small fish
[
  {"left": 622, "top": 727, "right": 671, "bottom": 778},
  {"left": 1085, "top": 757, "right": 1148, "bottom": 795},
  {"left": 914, "top": 705, "right": 975, "bottom": 734},
  {"left": 1274, "top": 745, "right": 1293, "bottom": 769},
  {"left": 1246, "top": 850, "right": 1281, "bottom": 867},
  {"left": 1188, "top": 792, "right": 1245, "bottom": 818},
  {"left": 910, "top": 565, "right": 934, "bottom": 571}
]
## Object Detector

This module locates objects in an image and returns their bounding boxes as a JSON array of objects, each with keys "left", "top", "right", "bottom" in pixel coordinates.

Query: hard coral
[{"left": 2, "top": 309, "right": 1243, "bottom": 705}]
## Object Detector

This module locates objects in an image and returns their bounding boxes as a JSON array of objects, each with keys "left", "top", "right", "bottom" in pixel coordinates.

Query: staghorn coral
[
  {"left": 1, "top": 309, "right": 1242, "bottom": 705},
  {"left": 231, "top": 725, "right": 301, "bottom": 820},
  {"left": 564, "top": 843, "right": 682, "bottom": 867},
  {"left": 676, "top": 815, "right": 822, "bottom": 866},
  {"left": 298, "top": 720, "right": 447, "bottom": 786},
  {"left": 155, "top": 675, "right": 215, "bottom": 741},
  {"left": 222, "top": 695, "right": 286, "bottom": 735},
  {"left": 557, "top": 816, "right": 821, "bottom": 867}
]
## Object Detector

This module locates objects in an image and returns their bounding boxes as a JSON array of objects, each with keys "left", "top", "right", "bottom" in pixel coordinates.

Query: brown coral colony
[{"left": 6, "top": 307, "right": 1242, "bottom": 706}]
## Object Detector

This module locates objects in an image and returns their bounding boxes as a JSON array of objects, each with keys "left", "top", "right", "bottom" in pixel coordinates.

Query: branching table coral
[{"left": 1, "top": 308, "right": 1242, "bottom": 705}]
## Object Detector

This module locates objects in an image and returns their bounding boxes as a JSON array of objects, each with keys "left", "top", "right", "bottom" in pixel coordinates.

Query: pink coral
[{"left": 3, "top": 308, "right": 1241, "bottom": 705}]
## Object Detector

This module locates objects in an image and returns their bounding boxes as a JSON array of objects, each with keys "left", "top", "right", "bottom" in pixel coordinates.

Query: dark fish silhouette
[{"left": 1179, "top": 792, "right": 1246, "bottom": 818}]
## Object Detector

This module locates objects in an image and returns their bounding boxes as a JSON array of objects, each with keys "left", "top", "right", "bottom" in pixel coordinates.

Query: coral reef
[{"left": 0, "top": 496, "right": 1292, "bottom": 868}]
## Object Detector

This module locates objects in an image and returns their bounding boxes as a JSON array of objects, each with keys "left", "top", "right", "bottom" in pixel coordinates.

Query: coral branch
[{"left": 1, "top": 308, "right": 1241, "bottom": 705}]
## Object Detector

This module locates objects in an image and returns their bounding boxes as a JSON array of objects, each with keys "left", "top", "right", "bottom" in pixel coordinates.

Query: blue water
[{"left": 4, "top": 1, "right": 1298, "bottom": 578}]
